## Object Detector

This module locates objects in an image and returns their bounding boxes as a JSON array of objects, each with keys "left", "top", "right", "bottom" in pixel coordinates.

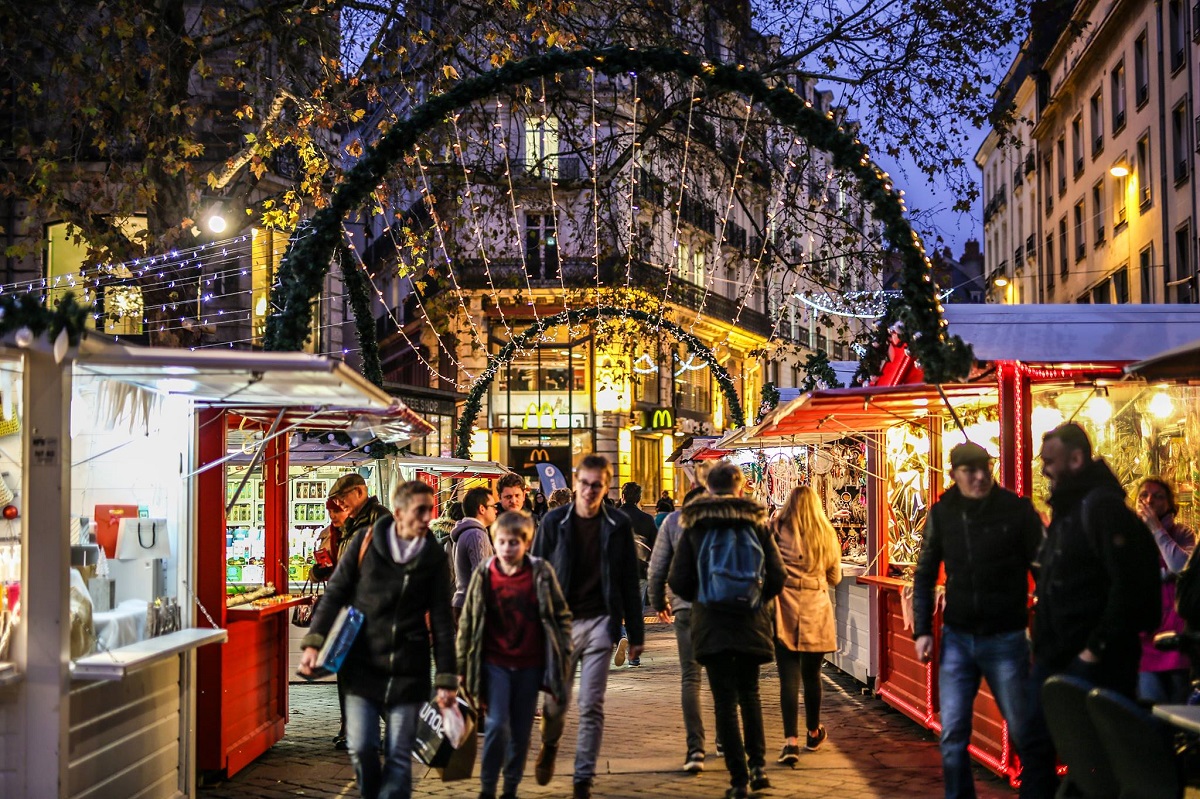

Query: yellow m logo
[
  {"left": 529, "top": 449, "right": 551, "bottom": 462},
  {"left": 522, "top": 402, "right": 555, "bottom": 429},
  {"left": 651, "top": 408, "right": 674, "bottom": 429}
]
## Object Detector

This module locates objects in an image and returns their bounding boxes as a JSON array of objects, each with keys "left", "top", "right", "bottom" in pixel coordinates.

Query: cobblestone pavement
[{"left": 200, "top": 624, "right": 1012, "bottom": 798}]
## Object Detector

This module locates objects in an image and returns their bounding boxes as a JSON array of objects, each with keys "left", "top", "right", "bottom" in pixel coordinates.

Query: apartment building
[{"left": 978, "top": 0, "right": 1198, "bottom": 305}]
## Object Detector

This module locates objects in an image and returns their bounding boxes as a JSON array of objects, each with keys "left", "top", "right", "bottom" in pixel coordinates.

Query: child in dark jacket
[{"left": 457, "top": 510, "right": 572, "bottom": 799}]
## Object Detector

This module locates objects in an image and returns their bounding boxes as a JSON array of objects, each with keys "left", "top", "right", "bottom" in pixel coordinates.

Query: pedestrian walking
[
  {"left": 298, "top": 480, "right": 457, "bottom": 799},
  {"left": 772, "top": 485, "right": 842, "bottom": 766},
  {"left": 1023, "top": 422, "right": 1163, "bottom": 797},
  {"left": 450, "top": 486, "right": 498, "bottom": 622},
  {"left": 531, "top": 454, "right": 644, "bottom": 799},
  {"left": 669, "top": 462, "right": 785, "bottom": 799},
  {"left": 497, "top": 473, "right": 528, "bottom": 514},
  {"left": 329, "top": 472, "right": 389, "bottom": 545},
  {"left": 648, "top": 484, "right": 714, "bottom": 773},
  {"left": 911, "top": 442, "right": 1045, "bottom": 799},
  {"left": 620, "top": 481, "right": 658, "bottom": 611},
  {"left": 310, "top": 497, "right": 352, "bottom": 750},
  {"left": 457, "top": 510, "right": 573, "bottom": 799},
  {"left": 1135, "top": 476, "right": 1196, "bottom": 703}
]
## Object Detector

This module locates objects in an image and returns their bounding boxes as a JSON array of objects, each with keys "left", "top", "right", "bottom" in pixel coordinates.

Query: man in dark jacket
[
  {"left": 912, "top": 442, "right": 1045, "bottom": 799},
  {"left": 669, "top": 462, "right": 785, "bottom": 799},
  {"left": 619, "top": 481, "right": 657, "bottom": 666},
  {"left": 450, "top": 486, "right": 498, "bottom": 619},
  {"left": 1023, "top": 422, "right": 1162, "bottom": 797},
  {"left": 299, "top": 480, "right": 457, "bottom": 799},
  {"left": 532, "top": 454, "right": 643, "bottom": 799},
  {"left": 330, "top": 472, "right": 389, "bottom": 544}
]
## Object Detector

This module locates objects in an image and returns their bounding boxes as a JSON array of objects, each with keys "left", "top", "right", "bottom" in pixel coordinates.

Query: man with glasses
[
  {"left": 913, "top": 442, "right": 1046, "bottom": 799},
  {"left": 328, "top": 473, "right": 389, "bottom": 554},
  {"left": 450, "top": 486, "right": 498, "bottom": 622},
  {"left": 531, "top": 454, "right": 643, "bottom": 799}
]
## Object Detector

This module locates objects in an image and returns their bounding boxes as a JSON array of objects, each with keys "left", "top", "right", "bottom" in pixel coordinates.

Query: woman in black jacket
[{"left": 300, "top": 480, "right": 457, "bottom": 799}]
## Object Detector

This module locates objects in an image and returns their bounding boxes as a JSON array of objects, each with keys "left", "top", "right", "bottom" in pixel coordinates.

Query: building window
[
  {"left": 1136, "top": 134, "right": 1153, "bottom": 209},
  {"left": 1176, "top": 222, "right": 1194, "bottom": 303},
  {"left": 525, "top": 213, "right": 559, "bottom": 280},
  {"left": 1168, "top": 0, "right": 1186, "bottom": 72},
  {"left": 1172, "top": 101, "right": 1190, "bottom": 183},
  {"left": 674, "top": 351, "right": 711, "bottom": 414},
  {"left": 1043, "top": 153, "right": 1055, "bottom": 213},
  {"left": 524, "top": 115, "right": 559, "bottom": 178},
  {"left": 1113, "top": 165, "right": 1129, "bottom": 230},
  {"left": 1074, "top": 200, "right": 1086, "bottom": 261},
  {"left": 1071, "top": 115, "right": 1085, "bottom": 177},
  {"left": 252, "top": 228, "right": 295, "bottom": 348},
  {"left": 1092, "top": 182, "right": 1105, "bottom": 245},
  {"left": 1092, "top": 277, "right": 1112, "bottom": 304},
  {"left": 1057, "top": 137, "right": 1067, "bottom": 194},
  {"left": 1090, "top": 90, "right": 1104, "bottom": 157},
  {"left": 1140, "top": 244, "right": 1154, "bottom": 302},
  {"left": 1046, "top": 233, "right": 1055, "bottom": 288},
  {"left": 1111, "top": 60, "right": 1127, "bottom": 133},
  {"left": 1134, "top": 31, "right": 1150, "bottom": 106},
  {"left": 1059, "top": 217, "right": 1069, "bottom": 277},
  {"left": 1114, "top": 264, "right": 1130, "bottom": 303}
]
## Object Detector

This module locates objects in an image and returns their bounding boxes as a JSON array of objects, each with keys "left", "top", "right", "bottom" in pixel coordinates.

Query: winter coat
[
  {"left": 532, "top": 503, "right": 644, "bottom": 646},
  {"left": 344, "top": 495, "right": 389, "bottom": 540},
  {"left": 621, "top": 501, "right": 658, "bottom": 579},
  {"left": 668, "top": 493, "right": 786, "bottom": 665},
  {"left": 456, "top": 556, "right": 573, "bottom": 704},
  {"left": 648, "top": 509, "right": 689, "bottom": 612},
  {"left": 451, "top": 517, "right": 495, "bottom": 609},
  {"left": 1033, "top": 459, "right": 1161, "bottom": 670},
  {"left": 775, "top": 520, "right": 842, "bottom": 653},
  {"left": 301, "top": 515, "right": 457, "bottom": 705},
  {"left": 912, "top": 484, "right": 1043, "bottom": 639}
]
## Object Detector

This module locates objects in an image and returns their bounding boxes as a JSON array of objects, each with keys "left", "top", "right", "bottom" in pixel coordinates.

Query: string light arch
[{"left": 264, "top": 46, "right": 974, "bottom": 402}]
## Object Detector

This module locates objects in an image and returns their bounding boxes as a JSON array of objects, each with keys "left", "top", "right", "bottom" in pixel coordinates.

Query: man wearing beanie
[{"left": 912, "top": 442, "right": 1048, "bottom": 799}]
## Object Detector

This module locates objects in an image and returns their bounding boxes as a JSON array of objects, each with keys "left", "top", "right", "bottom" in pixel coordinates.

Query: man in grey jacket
[
  {"left": 648, "top": 484, "right": 711, "bottom": 773},
  {"left": 450, "top": 486, "right": 497, "bottom": 620}
]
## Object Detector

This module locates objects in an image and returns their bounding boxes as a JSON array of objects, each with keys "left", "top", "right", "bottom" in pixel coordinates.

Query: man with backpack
[
  {"left": 668, "top": 462, "right": 785, "bottom": 799},
  {"left": 1021, "top": 422, "right": 1163, "bottom": 798},
  {"left": 531, "top": 454, "right": 643, "bottom": 799}
]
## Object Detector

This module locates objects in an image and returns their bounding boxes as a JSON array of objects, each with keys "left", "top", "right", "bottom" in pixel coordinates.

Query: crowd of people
[{"left": 292, "top": 419, "right": 1195, "bottom": 799}]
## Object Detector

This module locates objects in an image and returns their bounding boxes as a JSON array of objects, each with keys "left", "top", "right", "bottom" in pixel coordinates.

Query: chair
[
  {"left": 1086, "top": 687, "right": 1184, "bottom": 799},
  {"left": 1041, "top": 675, "right": 1119, "bottom": 798}
]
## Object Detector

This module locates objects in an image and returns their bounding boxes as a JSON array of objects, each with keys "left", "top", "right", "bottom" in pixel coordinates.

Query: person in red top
[{"left": 457, "top": 511, "right": 572, "bottom": 799}]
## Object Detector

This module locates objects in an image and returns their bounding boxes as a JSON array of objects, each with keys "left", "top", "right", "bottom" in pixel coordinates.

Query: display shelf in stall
[
  {"left": 225, "top": 594, "right": 311, "bottom": 622},
  {"left": 71, "top": 628, "right": 228, "bottom": 681}
]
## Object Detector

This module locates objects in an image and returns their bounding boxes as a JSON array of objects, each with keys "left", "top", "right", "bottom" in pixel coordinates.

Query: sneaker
[
  {"left": 805, "top": 726, "right": 827, "bottom": 751},
  {"left": 628, "top": 656, "right": 641, "bottom": 667},
  {"left": 535, "top": 742, "right": 558, "bottom": 785},
  {"left": 776, "top": 743, "right": 800, "bottom": 766},
  {"left": 332, "top": 734, "right": 348, "bottom": 751},
  {"left": 724, "top": 785, "right": 749, "bottom": 799},
  {"left": 683, "top": 751, "right": 705, "bottom": 773},
  {"left": 715, "top": 741, "right": 724, "bottom": 757},
  {"left": 749, "top": 766, "right": 770, "bottom": 791},
  {"left": 613, "top": 638, "right": 628, "bottom": 667},
  {"left": 572, "top": 779, "right": 592, "bottom": 799}
]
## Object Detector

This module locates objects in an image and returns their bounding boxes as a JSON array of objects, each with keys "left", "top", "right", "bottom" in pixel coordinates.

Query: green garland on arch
[
  {"left": 263, "top": 46, "right": 972, "bottom": 393},
  {"left": 452, "top": 307, "right": 744, "bottom": 460}
]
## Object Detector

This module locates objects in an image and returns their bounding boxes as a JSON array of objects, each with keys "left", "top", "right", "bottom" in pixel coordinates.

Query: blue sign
[{"left": 535, "top": 463, "right": 569, "bottom": 497}]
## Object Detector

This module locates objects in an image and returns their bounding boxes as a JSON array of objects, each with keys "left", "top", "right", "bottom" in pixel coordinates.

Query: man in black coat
[
  {"left": 300, "top": 480, "right": 457, "bottom": 799},
  {"left": 1022, "top": 422, "right": 1162, "bottom": 798},
  {"left": 669, "top": 462, "right": 785, "bottom": 799},
  {"left": 620, "top": 481, "right": 658, "bottom": 650},
  {"left": 532, "top": 454, "right": 643, "bottom": 799},
  {"left": 913, "top": 442, "right": 1046, "bottom": 799}
]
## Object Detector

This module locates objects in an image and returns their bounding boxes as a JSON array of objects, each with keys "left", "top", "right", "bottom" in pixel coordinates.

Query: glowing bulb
[
  {"left": 207, "top": 212, "right": 227, "bottom": 234},
  {"left": 1082, "top": 396, "right": 1113, "bottom": 427},
  {"left": 1109, "top": 164, "right": 1130, "bottom": 177},
  {"left": 993, "top": 276, "right": 1009, "bottom": 287},
  {"left": 1148, "top": 392, "right": 1174, "bottom": 419}
]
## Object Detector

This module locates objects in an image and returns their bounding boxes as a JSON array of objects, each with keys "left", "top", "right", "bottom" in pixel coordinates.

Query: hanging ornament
[
  {"left": 3, "top": 505, "right": 18, "bottom": 520},
  {"left": 13, "top": 327, "right": 32, "bottom": 348},
  {"left": 53, "top": 328, "right": 69, "bottom": 364}
]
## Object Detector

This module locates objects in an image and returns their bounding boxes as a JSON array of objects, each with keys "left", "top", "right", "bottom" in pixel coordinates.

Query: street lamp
[
  {"left": 992, "top": 275, "right": 1009, "bottom": 288},
  {"left": 1109, "top": 161, "right": 1130, "bottom": 177},
  {"left": 206, "top": 210, "right": 228, "bottom": 234}
]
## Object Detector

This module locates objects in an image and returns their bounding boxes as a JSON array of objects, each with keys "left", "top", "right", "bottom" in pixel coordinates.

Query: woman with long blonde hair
[{"left": 772, "top": 485, "right": 842, "bottom": 765}]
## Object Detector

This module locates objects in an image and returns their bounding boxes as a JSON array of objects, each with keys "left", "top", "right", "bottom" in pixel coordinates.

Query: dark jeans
[
  {"left": 343, "top": 695, "right": 419, "bottom": 799},
  {"left": 1023, "top": 645, "right": 1141, "bottom": 799},
  {"left": 480, "top": 663, "right": 542, "bottom": 796},
  {"left": 775, "top": 642, "right": 824, "bottom": 738},
  {"left": 673, "top": 608, "right": 707, "bottom": 756},
  {"left": 337, "top": 673, "right": 347, "bottom": 736},
  {"left": 937, "top": 627, "right": 1034, "bottom": 799},
  {"left": 705, "top": 652, "right": 766, "bottom": 789}
]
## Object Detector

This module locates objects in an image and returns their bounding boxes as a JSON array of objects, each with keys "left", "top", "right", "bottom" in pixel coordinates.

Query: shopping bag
[
  {"left": 414, "top": 691, "right": 477, "bottom": 774},
  {"left": 290, "top": 581, "right": 320, "bottom": 628}
]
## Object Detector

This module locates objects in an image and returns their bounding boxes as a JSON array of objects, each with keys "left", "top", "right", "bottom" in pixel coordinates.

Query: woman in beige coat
[{"left": 773, "top": 485, "right": 842, "bottom": 766}]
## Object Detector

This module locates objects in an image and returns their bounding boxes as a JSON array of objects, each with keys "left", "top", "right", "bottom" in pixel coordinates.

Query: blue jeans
[
  {"left": 481, "top": 664, "right": 542, "bottom": 795},
  {"left": 938, "top": 627, "right": 1032, "bottom": 799},
  {"left": 343, "top": 694, "right": 419, "bottom": 799}
]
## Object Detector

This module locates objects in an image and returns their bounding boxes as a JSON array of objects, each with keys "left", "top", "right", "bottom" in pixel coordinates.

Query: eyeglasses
[{"left": 578, "top": 480, "right": 607, "bottom": 492}]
